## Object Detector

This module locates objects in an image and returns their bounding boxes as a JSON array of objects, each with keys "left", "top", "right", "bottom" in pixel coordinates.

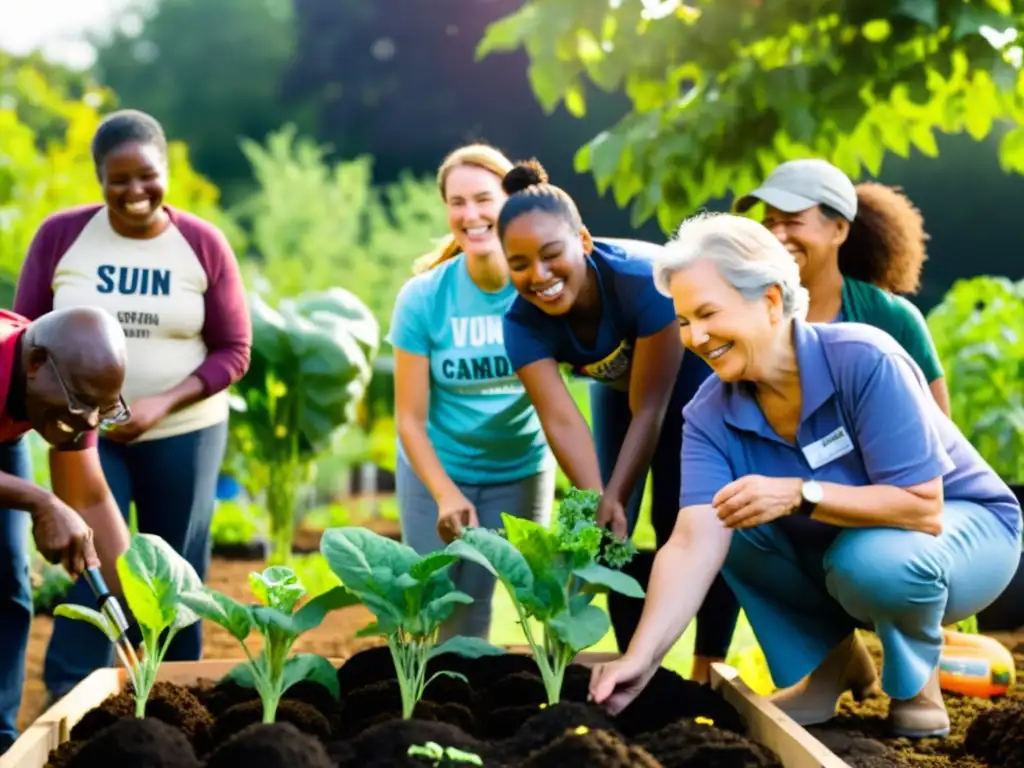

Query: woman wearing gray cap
[{"left": 734, "top": 159, "right": 950, "bottom": 415}]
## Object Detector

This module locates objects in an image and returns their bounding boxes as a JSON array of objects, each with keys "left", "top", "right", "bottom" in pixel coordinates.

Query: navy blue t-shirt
[{"left": 503, "top": 239, "right": 713, "bottom": 400}]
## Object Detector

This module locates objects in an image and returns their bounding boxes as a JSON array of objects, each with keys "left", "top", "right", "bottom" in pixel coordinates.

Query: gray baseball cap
[{"left": 734, "top": 159, "right": 858, "bottom": 221}]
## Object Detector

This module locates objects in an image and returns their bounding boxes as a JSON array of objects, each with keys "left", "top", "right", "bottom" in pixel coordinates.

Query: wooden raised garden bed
[{"left": 2, "top": 652, "right": 849, "bottom": 768}]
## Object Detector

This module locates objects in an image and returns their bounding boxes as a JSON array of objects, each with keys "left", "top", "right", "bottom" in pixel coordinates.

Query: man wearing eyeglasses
[{"left": 0, "top": 304, "right": 129, "bottom": 755}]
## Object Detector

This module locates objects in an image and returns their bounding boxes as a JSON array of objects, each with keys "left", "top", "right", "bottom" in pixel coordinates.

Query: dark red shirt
[{"left": 0, "top": 310, "right": 33, "bottom": 443}]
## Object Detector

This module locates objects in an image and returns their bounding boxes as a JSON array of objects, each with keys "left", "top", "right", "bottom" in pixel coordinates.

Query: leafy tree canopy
[{"left": 478, "top": 0, "right": 1024, "bottom": 232}]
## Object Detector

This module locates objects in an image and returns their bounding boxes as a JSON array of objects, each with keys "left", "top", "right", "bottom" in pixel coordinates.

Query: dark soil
[
  {"left": 808, "top": 635, "right": 1024, "bottom": 768},
  {"left": 205, "top": 722, "right": 331, "bottom": 768},
  {"left": 43, "top": 647, "right": 784, "bottom": 768},
  {"left": 66, "top": 717, "right": 199, "bottom": 768}
]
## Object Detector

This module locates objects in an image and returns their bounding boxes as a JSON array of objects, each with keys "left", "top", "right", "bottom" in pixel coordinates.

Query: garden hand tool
[
  {"left": 83, "top": 566, "right": 142, "bottom": 688},
  {"left": 938, "top": 629, "right": 1015, "bottom": 699}
]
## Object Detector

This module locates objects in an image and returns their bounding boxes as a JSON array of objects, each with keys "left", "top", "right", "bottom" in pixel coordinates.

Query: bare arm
[
  {"left": 627, "top": 505, "right": 733, "bottom": 668},
  {"left": 517, "top": 358, "right": 603, "bottom": 491},
  {"left": 49, "top": 448, "right": 130, "bottom": 592},
  {"left": 811, "top": 477, "right": 943, "bottom": 535},
  {"left": 929, "top": 378, "right": 951, "bottom": 418},
  {"left": 394, "top": 348, "right": 461, "bottom": 503},
  {"left": 155, "top": 375, "right": 207, "bottom": 413},
  {"left": 604, "top": 322, "right": 683, "bottom": 506}
]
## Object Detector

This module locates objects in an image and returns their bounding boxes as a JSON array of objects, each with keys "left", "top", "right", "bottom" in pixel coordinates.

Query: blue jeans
[
  {"left": 724, "top": 500, "right": 1023, "bottom": 699},
  {"left": 590, "top": 369, "right": 741, "bottom": 658},
  {"left": 43, "top": 421, "right": 227, "bottom": 698},
  {"left": 397, "top": 455, "right": 555, "bottom": 641},
  {"left": 0, "top": 438, "right": 33, "bottom": 754}
]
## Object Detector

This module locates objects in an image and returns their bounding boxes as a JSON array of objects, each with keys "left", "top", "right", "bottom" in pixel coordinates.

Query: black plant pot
[
  {"left": 211, "top": 537, "right": 271, "bottom": 561},
  {"left": 977, "top": 484, "right": 1024, "bottom": 632}
]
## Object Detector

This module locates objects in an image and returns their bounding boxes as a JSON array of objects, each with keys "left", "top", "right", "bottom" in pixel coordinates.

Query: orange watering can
[{"left": 938, "top": 630, "right": 1016, "bottom": 699}]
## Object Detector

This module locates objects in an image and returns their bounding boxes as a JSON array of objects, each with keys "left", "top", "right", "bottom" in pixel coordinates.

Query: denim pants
[
  {"left": 397, "top": 455, "right": 556, "bottom": 641},
  {"left": 0, "top": 437, "right": 34, "bottom": 754},
  {"left": 724, "top": 500, "right": 1022, "bottom": 699},
  {"left": 43, "top": 420, "right": 228, "bottom": 698},
  {"left": 590, "top": 374, "right": 741, "bottom": 657}
]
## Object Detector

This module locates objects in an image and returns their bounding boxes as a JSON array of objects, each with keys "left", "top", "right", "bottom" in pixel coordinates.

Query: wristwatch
[{"left": 795, "top": 480, "right": 823, "bottom": 517}]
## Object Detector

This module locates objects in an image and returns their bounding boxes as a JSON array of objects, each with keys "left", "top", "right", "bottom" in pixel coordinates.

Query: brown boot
[
  {"left": 888, "top": 669, "right": 950, "bottom": 738},
  {"left": 769, "top": 632, "right": 881, "bottom": 725}
]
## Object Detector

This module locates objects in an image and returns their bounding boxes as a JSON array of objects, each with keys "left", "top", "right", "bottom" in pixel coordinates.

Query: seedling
[
  {"left": 321, "top": 526, "right": 506, "bottom": 719},
  {"left": 445, "top": 488, "right": 645, "bottom": 704},
  {"left": 407, "top": 741, "right": 483, "bottom": 766},
  {"left": 180, "top": 565, "right": 357, "bottom": 722},
  {"left": 54, "top": 534, "right": 202, "bottom": 717}
]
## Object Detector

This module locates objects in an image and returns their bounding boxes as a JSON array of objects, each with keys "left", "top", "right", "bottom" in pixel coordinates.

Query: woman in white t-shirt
[{"left": 14, "top": 109, "right": 251, "bottom": 701}]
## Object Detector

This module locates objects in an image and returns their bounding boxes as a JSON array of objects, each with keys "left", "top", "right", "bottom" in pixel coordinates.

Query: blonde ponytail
[{"left": 413, "top": 234, "right": 462, "bottom": 274}]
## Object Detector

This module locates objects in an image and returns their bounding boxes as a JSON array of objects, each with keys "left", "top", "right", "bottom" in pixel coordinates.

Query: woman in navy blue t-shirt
[{"left": 497, "top": 159, "right": 739, "bottom": 681}]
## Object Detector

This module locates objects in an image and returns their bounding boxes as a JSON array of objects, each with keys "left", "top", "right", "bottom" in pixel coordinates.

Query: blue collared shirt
[{"left": 681, "top": 320, "right": 1022, "bottom": 544}]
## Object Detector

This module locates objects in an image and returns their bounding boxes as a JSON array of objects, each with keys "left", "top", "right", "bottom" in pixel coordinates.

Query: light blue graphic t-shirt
[{"left": 387, "top": 254, "right": 552, "bottom": 485}]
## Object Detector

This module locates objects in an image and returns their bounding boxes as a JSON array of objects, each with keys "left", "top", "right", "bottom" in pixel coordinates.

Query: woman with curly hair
[{"left": 735, "top": 159, "right": 950, "bottom": 415}]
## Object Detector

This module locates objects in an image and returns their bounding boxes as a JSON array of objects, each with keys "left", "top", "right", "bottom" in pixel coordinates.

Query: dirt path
[{"left": 17, "top": 556, "right": 382, "bottom": 731}]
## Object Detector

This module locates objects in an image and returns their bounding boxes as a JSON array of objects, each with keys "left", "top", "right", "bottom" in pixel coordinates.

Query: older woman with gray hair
[{"left": 588, "top": 212, "right": 1022, "bottom": 739}]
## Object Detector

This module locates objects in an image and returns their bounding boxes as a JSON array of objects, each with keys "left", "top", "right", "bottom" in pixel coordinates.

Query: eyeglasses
[{"left": 48, "top": 357, "right": 131, "bottom": 432}]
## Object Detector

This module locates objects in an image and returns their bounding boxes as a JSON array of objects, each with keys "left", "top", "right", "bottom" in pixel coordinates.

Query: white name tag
[{"left": 801, "top": 426, "right": 854, "bottom": 470}]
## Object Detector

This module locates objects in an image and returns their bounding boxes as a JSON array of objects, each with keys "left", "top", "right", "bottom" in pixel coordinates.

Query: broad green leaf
[
  {"left": 476, "top": 5, "right": 537, "bottom": 60},
  {"left": 281, "top": 653, "right": 340, "bottom": 699},
  {"left": 420, "top": 590, "right": 474, "bottom": 631},
  {"left": 548, "top": 604, "right": 610, "bottom": 652},
  {"left": 53, "top": 604, "right": 120, "bottom": 643},
  {"left": 429, "top": 635, "right": 507, "bottom": 660},
  {"left": 321, "top": 527, "right": 420, "bottom": 595},
  {"left": 117, "top": 534, "right": 202, "bottom": 634},
  {"left": 410, "top": 552, "right": 457, "bottom": 581},
  {"left": 224, "top": 661, "right": 257, "bottom": 689},
  {"left": 572, "top": 562, "right": 646, "bottom": 598},
  {"left": 589, "top": 130, "right": 627, "bottom": 189},
  {"left": 355, "top": 621, "right": 382, "bottom": 638},
  {"left": 293, "top": 287, "right": 380, "bottom": 360},
  {"left": 445, "top": 529, "right": 534, "bottom": 597},
  {"left": 291, "top": 585, "right": 361, "bottom": 633},
  {"left": 251, "top": 605, "right": 299, "bottom": 636},
  {"left": 179, "top": 588, "right": 253, "bottom": 641}
]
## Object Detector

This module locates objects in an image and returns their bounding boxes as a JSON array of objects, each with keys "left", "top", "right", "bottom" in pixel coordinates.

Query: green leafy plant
[
  {"left": 54, "top": 534, "right": 202, "bottom": 717},
  {"left": 210, "top": 500, "right": 268, "bottom": 546},
  {"left": 445, "top": 488, "right": 644, "bottom": 704},
  {"left": 407, "top": 741, "right": 483, "bottom": 766},
  {"left": 231, "top": 286, "right": 380, "bottom": 562},
  {"left": 180, "top": 565, "right": 356, "bottom": 722},
  {"left": 927, "top": 275, "right": 1024, "bottom": 482},
  {"left": 320, "top": 527, "right": 506, "bottom": 718}
]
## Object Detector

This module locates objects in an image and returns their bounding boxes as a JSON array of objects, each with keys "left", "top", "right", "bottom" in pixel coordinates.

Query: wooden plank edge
[
  {"left": 0, "top": 724, "right": 61, "bottom": 768},
  {"left": 711, "top": 663, "right": 850, "bottom": 768}
]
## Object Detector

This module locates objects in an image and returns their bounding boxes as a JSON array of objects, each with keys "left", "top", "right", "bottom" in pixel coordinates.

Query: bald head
[
  {"left": 20, "top": 308, "right": 128, "bottom": 446},
  {"left": 26, "top": 307, "right": 127, "bottom": 379}
]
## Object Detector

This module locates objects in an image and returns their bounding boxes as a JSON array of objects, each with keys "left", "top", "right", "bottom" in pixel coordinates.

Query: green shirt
[{"left": 840, "top": 276, "right": 944, "bottom": 383}]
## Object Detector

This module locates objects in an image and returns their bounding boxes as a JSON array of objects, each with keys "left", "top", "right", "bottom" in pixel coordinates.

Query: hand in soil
[
  {"left": 589, "top": 653, "right": 657, "bottom": 715},
  {"left": 30, "top": 493, "right": 98, "bottom": 576}
]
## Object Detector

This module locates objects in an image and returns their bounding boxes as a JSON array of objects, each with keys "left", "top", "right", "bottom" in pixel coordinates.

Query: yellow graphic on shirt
[{"left": 578, "top": 339, "right": 634, "bottom": 384}]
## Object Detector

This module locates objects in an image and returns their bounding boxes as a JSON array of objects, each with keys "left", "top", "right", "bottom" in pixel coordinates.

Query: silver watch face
[{"left": 802, "top": 480, "right": 824, "bottom": 505}]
